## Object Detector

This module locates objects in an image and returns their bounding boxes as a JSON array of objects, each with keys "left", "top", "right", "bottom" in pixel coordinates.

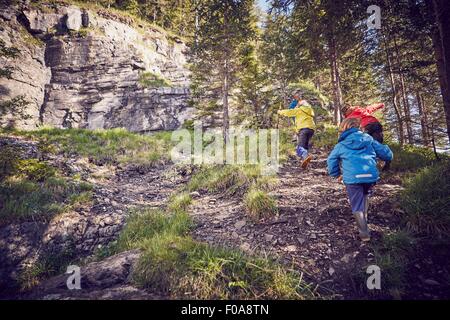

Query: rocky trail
[
  {"left": 190, "top": 148, "right": 404, "bottom": 299},
  {"left": 1, "top": 136, "right": 446, "bottom": 299}
]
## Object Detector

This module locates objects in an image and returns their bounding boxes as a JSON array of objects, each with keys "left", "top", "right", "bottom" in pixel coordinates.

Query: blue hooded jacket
[{"left": 327, "top": 128, "right": 393, "bottom": 184}]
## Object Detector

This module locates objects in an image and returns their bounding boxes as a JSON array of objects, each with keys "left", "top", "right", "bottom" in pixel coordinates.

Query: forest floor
[{"left": 1, "top": 132, "right": 449, "bottom": 300}]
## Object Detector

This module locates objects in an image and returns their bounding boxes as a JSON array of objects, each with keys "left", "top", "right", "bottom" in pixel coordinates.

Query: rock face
[{"left": 0, "top": 2, "right": 193, "bottom": 132}]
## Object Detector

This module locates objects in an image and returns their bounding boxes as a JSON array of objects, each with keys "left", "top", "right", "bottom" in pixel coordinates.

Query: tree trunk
[
  {"left": 222, "top": 61, "right": 230, "bottom": 143},
  {"left": 328, "top": 33, "right": 343, "bottom": 125},
  {"left": 429, "top": 0, "right": 450, "bottom": 143},
  {"left": 383, "top": 33, "right": 405, "bottom": 145},
  {"left": 393, "top": 37, "right": 413, "bottom": 144},
  {"left": 416, "top": 92, "right": 430, "bottom": 146}
]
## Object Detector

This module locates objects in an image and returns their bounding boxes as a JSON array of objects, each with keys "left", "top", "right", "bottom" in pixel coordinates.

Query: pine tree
[{"left": 190, "top": 0, "right": 256, "bottom": 141}]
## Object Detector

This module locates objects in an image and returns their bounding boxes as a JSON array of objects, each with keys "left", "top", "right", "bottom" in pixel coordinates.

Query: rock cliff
[{"left": 0, "top": 2, "right": 193, "bottom": 132}]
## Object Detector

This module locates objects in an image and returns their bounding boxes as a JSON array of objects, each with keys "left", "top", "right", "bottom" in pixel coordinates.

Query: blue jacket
[{"left": 327, "top": 128, "right": 393, "bottom": 184}]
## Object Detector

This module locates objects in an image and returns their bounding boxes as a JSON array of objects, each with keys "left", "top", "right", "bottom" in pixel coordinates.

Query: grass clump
[
  {"left": 0, "top": 144, "right": 93, "bottom": 225},
  {"left": 139, "top": 71, "right": 172, "bottom": 88},
  {"left": 168, "top": 192, "right": 192, "bottom": 214},
  {"left": 114, "top": 208, "right": 316, "bottom": 299},
  {"left": 114, "top": 208, "right": 192, "bottom": 253},
  {"left": 18, "top": 241, "right": 77, "bottom": 291},
  {"left": 400, "top": 161, "right": 450, "bottom": 234},
  {"left": 187, "top": 165, "right": 274, "bottom": 196},
  {"left": 369, "top": 230, "right": 417, "bottom": 299},
  {"left": 0, "top": 176, "right": 93, "bottom": 226},
  {"left": 6, "top": 127, "right": 173, "bottom": 167},
  {"left": 244, "top": 188, "right": 278, "bottom": 221}
]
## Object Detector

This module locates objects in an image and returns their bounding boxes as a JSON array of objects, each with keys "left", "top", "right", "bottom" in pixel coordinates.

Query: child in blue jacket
[{"left": 327, "top": 118, "right": 393, "bottom": 241}]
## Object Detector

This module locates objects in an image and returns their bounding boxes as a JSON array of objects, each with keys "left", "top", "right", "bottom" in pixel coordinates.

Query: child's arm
[
  {"left": 289, "top": 100, "right": 298, "bottom": 109},
  {"left": 278, "top": 109, "right": 299, "bottom": 117},
  {"left": 327, "top": 145, "right": 342, "bottom": 178},
  {"left": 365, "top": 103, "right": 385, "bottom": 114},
  {"left": 372, "top": 140, "right": 393, "bottom": 162}
]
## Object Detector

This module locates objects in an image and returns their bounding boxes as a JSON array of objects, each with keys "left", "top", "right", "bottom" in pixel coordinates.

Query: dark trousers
[
  {"left": 296, "top": 128, "right": 314, "bottom": 159},
  {"left": 297, "top": 128, "right": 315, "bottom": 150},
  {"left": 345, "top": 183, "right": 375, "bottom": 213},
  {"left": 364, "top": 122, "right": 390, "bottom": 170},
  {"left": 364, "top": 122, "right": 384, "bottom": 143}
]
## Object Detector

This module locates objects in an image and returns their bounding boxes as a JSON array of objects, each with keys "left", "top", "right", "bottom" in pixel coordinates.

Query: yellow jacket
[{"left": 278, "top": 104, "right": 316, "bottom": 130}]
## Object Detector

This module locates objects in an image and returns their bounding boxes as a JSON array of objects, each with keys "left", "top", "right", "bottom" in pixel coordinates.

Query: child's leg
[
  {"left": 304, "top": 129, "right": 315, "bottom": 151},
  {"left": 362, "top": 183, "right": 375, "bottom": 220},
  {"left": 346, "top": 184, "right": 370, "bottom": 241},
  {"left": 346, "top": 184, "right": 366, "bottom": 213},
  {"left": 296, "top": 129, "right": 309, "bottom": 159}
]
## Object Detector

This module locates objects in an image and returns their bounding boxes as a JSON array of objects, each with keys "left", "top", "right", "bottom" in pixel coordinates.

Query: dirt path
[{"left": 190, "top": 148, "right": 404, "bottom": 298}]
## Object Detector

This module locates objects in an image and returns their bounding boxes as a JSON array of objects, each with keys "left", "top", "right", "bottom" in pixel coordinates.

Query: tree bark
[
  {"left": 416, "top": 92, "right": 430, "bottom": 146},
  {"left": 222, "top": 60, "right": 230, "bottom": 143},
  {"left": 328, "top": 34, "right": 343, "bottom": 125},
  {"left": 429, "top": 0, "right": 450, "bottom": 143},
  {"left": 393, "top": 36, "right": 413, "bottom": 143},
  {"left": 383, "top": 33, "right": 405, "bottom": 145}
]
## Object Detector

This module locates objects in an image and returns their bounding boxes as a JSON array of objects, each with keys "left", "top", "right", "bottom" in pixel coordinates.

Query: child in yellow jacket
[{"left": 278, "top": 95, "right": 316, "bottom": 169}]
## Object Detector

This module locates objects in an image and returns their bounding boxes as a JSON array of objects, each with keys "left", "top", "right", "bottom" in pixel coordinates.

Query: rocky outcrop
[
  {"left": 27, "top": 250, "right": 161, "bottom": 300},
  {"left": 0, "top": 2, "right": 193, "bottom": 132}
]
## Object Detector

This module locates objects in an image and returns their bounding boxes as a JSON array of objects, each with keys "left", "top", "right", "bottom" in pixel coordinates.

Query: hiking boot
[
  {"left": 354, "top": 211, "right": 370, "bottom": 242},
  {"left": 301, "top": 155, "right": 313, "bottom": 169}
]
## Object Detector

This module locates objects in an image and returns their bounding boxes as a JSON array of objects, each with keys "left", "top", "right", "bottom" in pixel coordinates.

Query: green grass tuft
[
  {"left": 139, "top": 71, "right": 172, "bottom": 88},
  {"left": 400, "top": 161, "right": 450, "bottom": 234},
  {"left": 113, "top": 206, "right": 316, "bottom": 299},
  {"left": 5, "top": 127, "right": 173, "bottom": 167},
  {"left": 244, "top": 188, "right": 278, "bottom": 221}
]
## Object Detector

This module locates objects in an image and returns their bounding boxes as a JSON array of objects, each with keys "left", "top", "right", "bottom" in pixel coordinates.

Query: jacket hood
[{"left": 338, "top": 128, "right": 372, "bottom": 150}]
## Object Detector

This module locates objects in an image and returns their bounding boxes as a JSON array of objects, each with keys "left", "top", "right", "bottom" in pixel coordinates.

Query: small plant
[
  {"left": 0, "top": 145, "right": 20, "bottom": 181},
  {"left": 168, "top": 192, "right": 192, "bottom": 213},
  {"left": 17, "top": 159, "right": 56, "bottom": 182},
  {"left": 244, "top": 188, "right": 278, "bottom": 220},
  {"left": 18, "top": 241, "right": 77, "bottom": 291},
  {"left": 139, "top": 71, "right": 172, "bottom": 88}
]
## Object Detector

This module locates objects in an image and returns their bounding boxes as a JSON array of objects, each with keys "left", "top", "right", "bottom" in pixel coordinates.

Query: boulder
[{"left": 65, "top": 6, "right": 82, "bottom": 31}]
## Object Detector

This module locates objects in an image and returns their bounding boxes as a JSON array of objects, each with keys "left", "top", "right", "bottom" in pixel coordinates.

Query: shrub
[
  {"left": 0, "top": 145, "right": 20, "bottom": 181},
  {"left": 313, "top": 124, "right": 339, "bottom": 149},
  {"left": 400, "top": 161, "right": 450, "bottom": 234},
  {"left": 17, "top": 159, "right": 56, "bottom": 182},
  {"left": 389, "top": 143, "right": 438, "bottom": 172}
]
